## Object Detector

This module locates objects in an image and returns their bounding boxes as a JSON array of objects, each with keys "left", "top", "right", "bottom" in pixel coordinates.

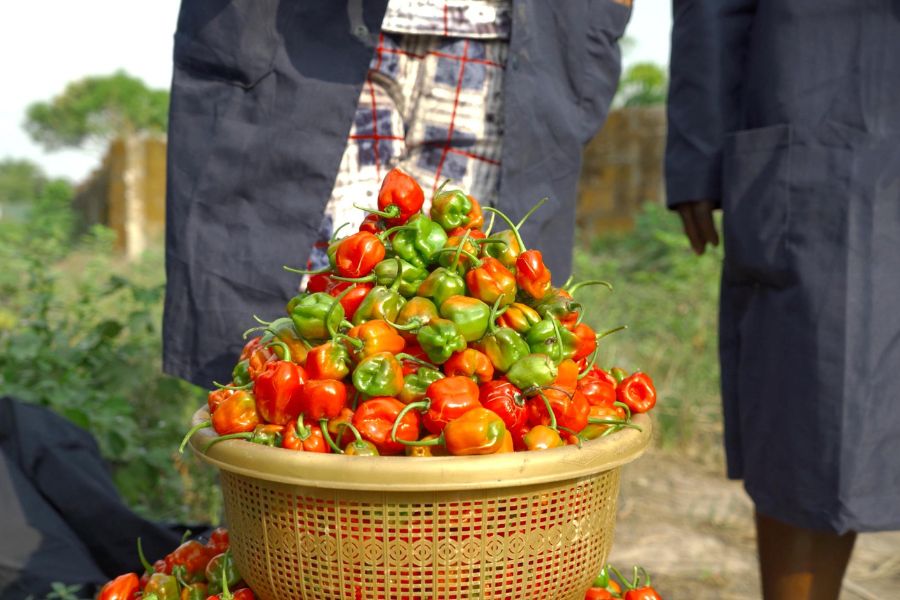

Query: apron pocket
[{"left": 722, "top": 123, "right": 793, "bottom": 286}]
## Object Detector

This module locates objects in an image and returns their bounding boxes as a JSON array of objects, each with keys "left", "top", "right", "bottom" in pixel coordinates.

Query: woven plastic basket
[{"left": 187, "top": 408, "right": 650, "bottom": 600}]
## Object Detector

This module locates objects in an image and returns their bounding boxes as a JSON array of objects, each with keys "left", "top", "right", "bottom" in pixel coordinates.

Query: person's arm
[{"left": 665, "top": 0, "right": 756, "bottom": 254}]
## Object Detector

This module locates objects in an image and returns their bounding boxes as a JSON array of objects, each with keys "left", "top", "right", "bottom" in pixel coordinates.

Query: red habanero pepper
[
  {"left": 353, "top": 397, "right": 421, "bottom": 455},
  {"left": 515, "top": 249, "right": 552, "bottom": 300},
  {"left": 207, "top": 388, "right": 234, "bottom": 414},
  {"left": 305, "top": 272, "right": 333, "bottom": 293},
  {"left": 399, "top": 407, "right": 507, "bottom": 456},
  {"left": 616, "top": 372, "right": 657, "bottom": 414},
  {"left": 300, "top": 378, "right": 348, "bottom": 421},
  {"left": 612, "top": 566, "right": 663, "bottom": 600},
  {"left": 571, "top": 322, "right": 598, "bottom": 362},
  {"left": 211, "top": 390, "right": 259, "bottom": 435},
  {"left": 578, "top": 369, "right": 618, "bottom": 407},
  {"left": 282, "top": 414, "right": 330, "bottom": 453},
  {"left": 448, "top": 226, "right": 486, "bottom": 240},
  {"left": 252, "top": 346, "right": 307, "bottom": 425},
  {"left": 377, "top": 167, "right": 425, "bottom": 225},
  {"left": 584, "top": 588, "right": 615, "bottom": 600},
  {"left": 327, "top": 279, "right": 372, "bottom": 321},
  {"left": 205, "top": 528, "right": 229, "bottom": 556},
  {"left": 97, "top": 573, "right": 139, "bottom": 600},
  {"left": 443, "top": 348, "right": 495, "bottom": 384},
  {"left": 398, "top": 341, "right": 432, "bottom": 374},
  {"left": 395, "top": 376, "right": 482, "bottom": 436},
  {"left": 359, "top": 213, "right": 385, "bottom": 234},
  {"left": 334, "top": 231, "right": 386, "bottom": 278},
  {"left": 580, "top": 404, "right": 628, "bottom": 440},
  {"left": 164, "top": 540, "right": 212, "bottom": 582},
  {"left": 465, "top": 256, "right": 517, "bottom": 307},
  {"left": 238, "top": 336, "right": 263, "bottom": 361},
  {"left": 479, "top": 380, "right": 528, "bottom": 434},
  {"left": 526, "top": 387, "right": 590, "bottom": 433},
  {"left": 246, "top": 344, "right": 275, "bottom": 380},
  {"left": 465, "top": 195, "right": 485, "bottom": 229}
]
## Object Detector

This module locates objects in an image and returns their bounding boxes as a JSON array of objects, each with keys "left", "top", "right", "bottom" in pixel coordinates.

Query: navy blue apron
[{"left": 667, "top": 0, "right": 900, "bottom": 533}]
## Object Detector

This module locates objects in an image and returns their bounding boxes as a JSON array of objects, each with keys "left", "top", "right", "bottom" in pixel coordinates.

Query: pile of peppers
[
  {"left": 96, "top": 528, "right": 255, "bottom": 600},
  {"left": 183, "top": 168, "right": 657, "bottom": 458},
  {"left": 585, "top": 564, "right": 664, "bottom": 599}
]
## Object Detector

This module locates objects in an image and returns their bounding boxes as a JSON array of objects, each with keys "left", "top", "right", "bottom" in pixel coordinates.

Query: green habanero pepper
[
  {"left": 289, "top": 292, "right": 345, "bottom": 342},
  {"left": 231, "top": 359, "right": 251, "bottom": 386},
  {"left": 351, "top": 269, "right": 407, "bottom": 325},
  {"left": 390, "top": 214, "right": 449, "bottom": 268},
  {"left": 417, "top": 267, "right": 466, "bottom": 308},
  {"left": 398, "top": 367, "right": 445, "bottom": 404},
  {"left": 352, "top": 351, "right": 405, "bottom": 397},
  {"left": 394, "top": 296, "right": 439, "bottom": 340},
  {"left": 439, "top": 295, "right": 491, "bottom": 342},
  {"left": 374, "top": 258, "right": 428, "bottom": 298},
  {"left": 525, "top": 317, "right": 579, "bottom": 364},
  {"left": 430, "top": 188, "right": 473, "bottom": 231},
  {"left": 475, "top": 300, "right": 530, "bottom": 372},
  {"left": 506, "top": 353, "right": 558, "bottom": 391},
  {"left": 416, "top": 318, "right": 467, "bottom": 365}
]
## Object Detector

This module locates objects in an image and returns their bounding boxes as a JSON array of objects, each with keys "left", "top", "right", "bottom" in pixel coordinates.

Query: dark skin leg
[{"left": 756, "top": 511, "right": 857, "bottom": 600}]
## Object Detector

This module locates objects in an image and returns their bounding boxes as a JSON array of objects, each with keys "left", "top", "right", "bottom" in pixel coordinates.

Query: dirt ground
[{"left": 607, "top": 449, "right": 900, "bottom": 599}]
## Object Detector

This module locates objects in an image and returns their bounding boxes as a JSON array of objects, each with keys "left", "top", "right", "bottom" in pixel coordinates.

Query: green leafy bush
[
  {"left": 573, "top": 203, "right": 724, "bottom": 460},
  {"left": 0, "top": 192, "right": 218, "bottom": 524}
]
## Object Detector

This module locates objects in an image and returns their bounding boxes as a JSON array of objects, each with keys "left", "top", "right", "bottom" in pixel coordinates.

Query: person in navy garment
[{"left": 667, "top": 1, "right": 900, "bottom": 598}]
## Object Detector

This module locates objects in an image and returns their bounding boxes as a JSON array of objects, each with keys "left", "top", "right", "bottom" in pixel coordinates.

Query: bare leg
[{"left": 756, "top": 510, "right": 857, "bottom": 600}]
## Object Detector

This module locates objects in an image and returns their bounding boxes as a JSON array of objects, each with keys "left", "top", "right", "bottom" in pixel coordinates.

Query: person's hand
[{"left": 676, "top": 200, "right": 720, "bottom": 255}]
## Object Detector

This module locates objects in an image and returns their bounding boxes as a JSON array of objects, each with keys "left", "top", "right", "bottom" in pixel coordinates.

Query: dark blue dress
[
  {"left": 163, "top": 0, "right": 631, "bottom": 387},
  {"left": 666, "top": 0, "right": 900, "bottom": 533}
]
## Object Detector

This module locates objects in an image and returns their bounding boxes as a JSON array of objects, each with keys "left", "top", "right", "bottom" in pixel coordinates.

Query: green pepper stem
[
  {"left": 212, "top": 381, "right": 253, "bottom": 391},
  {"left": 608, "top": 565, "right": 632, "bottom": 591},
  {"left": 331, "top": 274, "right": 376, "bottom": 283},
  {"left": 577, "top": 325, "right": 627, "bottom": 379},
  {"left": 319, "top": 421, "right": 344, "bottom": 454},
  {"left": 380, "top": 223, "right": 414, "bottom": 238},
  {"left": 472, "top": 239, "right": 509, "bottom": 247},
  {"left": 487, "top": 296, "right": 506, "bottom": 333},
  {"left": 265, "top": 340, "right": 291, "bottom": 363},
  {"left": 537, "top": 390, "right": 559, "bottom": 431},
  {"left": 329, "top": 221, "right": 351, "bottom": 242},
  {"left": 284, "top": 265, "right": 332, "bottom": 275},
  {"left": 389, "top": 257, "right": 405, "bottom": 292},
  {"left": 325, "top": 284, "right": 356, "bottom": 339},
  {"left": 550, "top": 317, "right": 564, "bottom": 363},
  {"left": 587, "top": 418, "right": 642, "bottom": 432},
  {"left": 484, "top": 211, "right": 496, "bottom": 236},
  {"left": 384, "top": 318, "right": 422, "bottom": 332},
  {"left": 433, "top": 246, "right": 481, "bottom": 266},
  {"left": 515, "top": 197, "right": 548, "bottom": 230},
  {"left": 432, "top": 178, "right": 451, "bottom": 201},
  {"left": 295, "top": 413, "right": 311, "bottom": 440},
  {"left": 333, "top": 333, "right": 364, "bottom": 348},
  {"left": 343, "top": 421, "right": 365, "bottom": 443},
  {"left": 391, "top": 400, "right": 430, "bottom": 444},
  {"left": 202, "top": 432, "right": 253, "bottom": 453},
  {"left": 557, "top": 426, "right": 583, "bottom": 448},
  {"left": 539, "top": 385, "right": 574, "bottom": 400},
  {"left": 639, "top": 566, "right": 651, "bottom": 588},
  {"left": 482, "top": 207, "right": 526, "bottom": 252},
  {"left": 395, "top": 353, "right": 440, "bottom": 370},
  {"left": 136, "top": 537, "right": 154, "bottom": 574},
  {"left": 355, "top": 203, "right": 401, "bottom": 220},
  {"left": 241, "top": 325, "right": 268, "bottom": 339},
  {"left": 566, "top": 279, "right": 613, "bottom": 296},
  {"left": 613, "top": 401, "right": 633, "bottom": 420},
  {"left": 179, "top": 420, "right": 211, "bottom": 454},
  {"left": 451, "top": 228, "right": 471, "bottom": 271}
]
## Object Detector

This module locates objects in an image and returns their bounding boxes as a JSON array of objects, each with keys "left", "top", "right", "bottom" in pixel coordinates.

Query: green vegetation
[
  {"left": 0, "top": 182, "right": 218, "bottom": 524},
  {"left": 573, "top": 203, "right": 724, "bottom": 461},
  {"left": 615, "top": 62, "right": 668, "bottom": 107},
  {"left": 24, "top": 71, "right": 169, "bottom": 151}
]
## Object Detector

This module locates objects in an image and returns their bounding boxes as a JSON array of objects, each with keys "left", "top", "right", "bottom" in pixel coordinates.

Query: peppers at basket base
[
  {"left": 353, "top": 397, "right": 421, "bottom": 455},
  {"left": 211, "top": 390, "right": 259, "bottom": 435},
  {"left": 300, "top": 378, "right": 348, "bottom": 421},
  {"left": 522, "top": 424, "right": 565, "bottom": 451},
  {"left": 282, "top": 416, "right": 330, "bottom": 453},
  {"left": 441, "top": 407, "right": 507, "bottom": 455},
  {"left": 479, "top": 379, "right": 528, "bottom": 433},
  {"left": 398, "top": 367, "right": 444, "bottom": 405},
  {"left": 578, "top": 369, "right": 617, "bottom": 407},
  {"left": 418, "top": 375, "right": 482, "bottom": 435},
  {"left": 526, "top": 387, "right": 590, "bottom": 433}
]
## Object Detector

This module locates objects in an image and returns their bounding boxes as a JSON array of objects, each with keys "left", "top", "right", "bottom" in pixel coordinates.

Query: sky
[{"left": 0, "top": 1, "right": 672, "bottom": 183}]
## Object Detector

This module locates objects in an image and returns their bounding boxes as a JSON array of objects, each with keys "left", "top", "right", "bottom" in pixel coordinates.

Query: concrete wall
[
  {"left": 577, "top": 106, "right": 666, "bottom": 233},
  {"left": 72, "top": 134, "right": 167, "bottom": 258}
]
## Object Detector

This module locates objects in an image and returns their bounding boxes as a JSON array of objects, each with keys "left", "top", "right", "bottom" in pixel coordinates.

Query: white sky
[{"left": 0, "top": 1, "right": 671, "bottom": 183}]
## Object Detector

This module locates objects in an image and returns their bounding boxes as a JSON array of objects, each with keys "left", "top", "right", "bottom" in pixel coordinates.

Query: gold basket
[{"left": 188, "top": 408, "right": 651, "bottom": 600}]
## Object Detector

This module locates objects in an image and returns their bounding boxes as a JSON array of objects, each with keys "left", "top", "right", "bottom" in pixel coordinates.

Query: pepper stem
[
  {"left": 212, "top": 380, "right": 253, "bottom": 391},
  {"left": 333, "top": 333, "right": 364, "bottom": 348},
  {"left": 202, "top": 432, "right": 253, "bottom": 453},
  {"left": 325, "top": 284, "right": 356, "bottom": 339},
  {"left": 136, "top": 537, "right": 154, "bottom": 574},
  {"left": 395, "top": 352, "right": 440, "bottom": 370},
  {"left": 390, "top": 400, "right": 430, "bottom": 443},
  {"left": 566, "top": 279, "right": 613, "bottom": 296},
  {"left": 608, "top": 565, "right": 631, "bottom": 591},
  {"left": 330, "top": 221, "right": 351, "bottom": 242},
  {"left": 587, "top": 418, "right": 642, "bottom": 432},
  {"left": 241, "top": 325, "right": 268, "bottom": 338},
  {"left": 355, "top": 203, "right": 401, "bottom": 220},
  {"left": 451, "top": 229, "right": 472, "bottom": 271},
  {"left": 557, "top": 426, "right": 583, "bottom": 448},
  {"left": 537, "top": 390, "right": 559, "bottom": 431},
  {"left": 482, "top": 206, "right": 526, "bottom": 252},
  {"left": 577, "top": 325, "right": 628, "bottom": 379},
  {"left": 515, "top": 197, "right": 548, "bottom": 230},
  {"left": 284, "top": 265, "right": 332, "bottom": 275},
  {"left": 179, "top": 420, "right": 211, "bottom": 454},
  {"left": 319, "top": 421, "right": 344, "bottom": 454},
  {"left": 432, "top": 178, "right": 451, "bottom": 202},
  {"left": 433, "top": 246, "right": 480, "bottom": 266},
  {"left": 487, "top": 296, "right": 507, "bottom": 333},
  {"left": 330, "top": 274, "right": 376, "bottom": 283},
  {"left": 295, "top": 413, "right": 311, "bottom": 440},
  {"left": 265, "top": 340, "right": 291, "bottom": 364},
  {"left": 385, "top": 318, "right": 423, "bottom": 332},
  {"left": 550, "top": 317, "right": 565, "bottom": 363}
]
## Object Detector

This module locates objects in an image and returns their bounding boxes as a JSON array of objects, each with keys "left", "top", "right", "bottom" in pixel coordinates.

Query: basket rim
[{"left": 188, "top": 407, "right": 651, "bottom": 491}]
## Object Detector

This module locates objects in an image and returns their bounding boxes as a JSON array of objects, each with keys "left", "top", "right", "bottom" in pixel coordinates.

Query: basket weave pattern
[{"left": 221, "top": 469, "right": 621, "bottom": 600}]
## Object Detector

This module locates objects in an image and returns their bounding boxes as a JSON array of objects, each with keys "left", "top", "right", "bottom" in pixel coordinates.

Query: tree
[
  {"left": 24, "top": 71, "right": 169, "bottom": 151},
  {"left": 0, "top": 158, "right": 48, "bottom": 205},
  {"left": 615, "top": 62, "right": 668, "bottom": 108}
]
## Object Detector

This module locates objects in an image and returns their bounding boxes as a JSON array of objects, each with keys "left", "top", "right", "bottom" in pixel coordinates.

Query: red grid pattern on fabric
[{"left": 433, "top": 39, "right": 469, "bottom": 193}]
